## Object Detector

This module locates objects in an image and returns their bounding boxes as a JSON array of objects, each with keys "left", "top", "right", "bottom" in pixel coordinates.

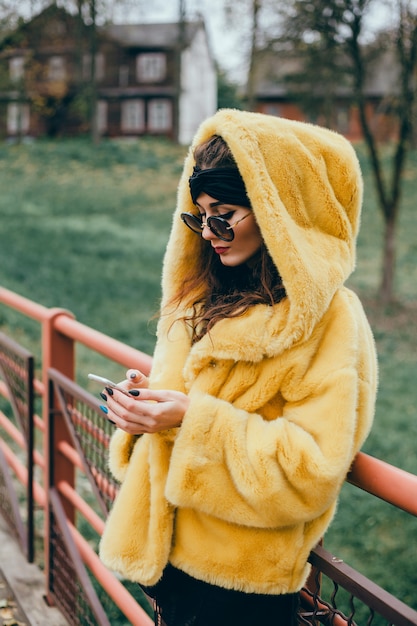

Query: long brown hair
[{"left": 166, "top": 135, "right": 286, "bottom": 342}]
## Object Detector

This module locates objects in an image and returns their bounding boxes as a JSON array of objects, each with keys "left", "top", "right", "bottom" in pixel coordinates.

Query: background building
[{"left": 0, "top": 5, "right": 217, "bottom": 144}]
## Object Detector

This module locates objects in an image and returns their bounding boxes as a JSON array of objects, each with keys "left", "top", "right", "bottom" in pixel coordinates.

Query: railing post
[{"left": 42, "top": 308, "right": 75, "bottom": 604}]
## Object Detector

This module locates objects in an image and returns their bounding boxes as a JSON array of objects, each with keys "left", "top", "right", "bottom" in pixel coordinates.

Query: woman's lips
[{"left": 213, "top": 246, "right": 229, "bottom": 254}]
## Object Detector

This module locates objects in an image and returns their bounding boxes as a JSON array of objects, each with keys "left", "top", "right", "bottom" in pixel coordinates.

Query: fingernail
[
  {"left": 99, "top": 405, "right": 108, "bottom": 414},
  {"left": 129, "top": 389, "right": 140, "bottom": 396},
  {"left": 105, "top": 387, "right": 114, "bottom": 396},
  {"left": 100, "top": 392, "right": 107, "bottom": 401},
  {"left": 108, "top": 419, "right": 116, "bottom": 425},
  {"left": 129, "top": 371, "right": 137, "bottom": 379}
]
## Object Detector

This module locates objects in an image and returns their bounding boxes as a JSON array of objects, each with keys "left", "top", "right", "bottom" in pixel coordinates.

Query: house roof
[
  {"left": 254, "top": 48, "right": 400, "bottom": 100},
  {"left": 1, "top": 5, "right": 204, "bottom": 54},
  {"left": 103, "top": 22, "right": 202, "bottom": 49}
]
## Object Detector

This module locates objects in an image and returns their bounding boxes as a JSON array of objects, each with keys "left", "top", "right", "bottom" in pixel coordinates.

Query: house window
[
  {"left": 148, "top": 99, "right": 172, "bottom": 131},
  {"left": 9, "top": 57, "right": 25, "bottom": 82},
  {"left": 119, "top": 65, "right": 129, "bottom": 87},
  {"left": 82, "top": 53, "right": 105, "bottom": 81},
  {"left": 136, "top": 53, "right": 166, "bottom": 82},
  {"left": 336, "top": 106, "right": 349, "bottom": 134},
  {"left": 264, "top": 104, "right": 282, "bottom": 117},
  {"left": 121, "top": 99, "right": 145, "bottom": 132},
  {"left": 45, "top": 20, "right": 66, "bottom": 36},
  {"left": 97, "top": 100, "right": 108, "bottom": 134},
  {"left": 48, "top": 56, "right": 66, "bottom": 81},
  {"left": 7, "top": 102, "right": 30, "bottom": 134}
]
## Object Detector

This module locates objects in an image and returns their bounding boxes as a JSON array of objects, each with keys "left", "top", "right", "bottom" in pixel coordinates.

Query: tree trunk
[
  {"left": 173, "top": 0, "right": 186, "bottom": 143},
  {"left": 246, "top": 0, "right": 261, "bottom": 111},
  {"left": 90, "top": 0, "right": 99, "bottom": 145},
  {"left": 379, "top": 213, "right": 397, "bottom": 306}
]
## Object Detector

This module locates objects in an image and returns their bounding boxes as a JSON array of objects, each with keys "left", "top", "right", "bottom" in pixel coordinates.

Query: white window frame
[
  {"left": 48, "top": 56, "right": 66, "bottom": 81},
  {"left": 147, "top": 99, "right": 172, "bottom": 132},
  {"left": 82, "top": 53, "right": 105, "bottom": 81},
  {"left": 9, "top": 57, "right": 25, "bottom": 82},
  {"left": 136, "top": 53, "right": 166, "bottom": 82},
  {"left": 121, "top": 99, "right": 145, "bottom": 132},
  {"left": 7, "top": 102, "right": 30, "bottom": 134},
  {"left": 97, "top": 100, "right": 108, "bottom": 134},
  {"left": 119, "top": 65, "right": 129, "bottom": 87}
]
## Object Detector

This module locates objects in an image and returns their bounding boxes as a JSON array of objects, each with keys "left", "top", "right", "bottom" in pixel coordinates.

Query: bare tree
[
  {"left": 246, "top": 0, "right": 262, "bottom": 111},
  {"left": 347, "top": 2, "right": 417, "bottom": 304},
  {"left": 172, "top": 0, "right": 186, "bottom": 142},
  {"left": 77, "top": 0, "right": 99, "bottom": 144},
  {"left": 71, "top": 0, "right": 133, "bottom": 143},
  {"left": 277, "top": 0, "right": 417, "bottom": 305},
  {"left": 222, "top": 0, "right": 282, "bottom": 107}
]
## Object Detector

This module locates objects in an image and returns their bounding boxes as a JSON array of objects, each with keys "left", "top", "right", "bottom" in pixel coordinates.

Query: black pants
[{"left": 142, "top": 564, "right": 299, "bottom": 626}]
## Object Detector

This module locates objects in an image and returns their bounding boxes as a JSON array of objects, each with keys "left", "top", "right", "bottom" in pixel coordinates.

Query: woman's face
[{"left": 196, "top": 192, "right": 263, "bottom": 267}]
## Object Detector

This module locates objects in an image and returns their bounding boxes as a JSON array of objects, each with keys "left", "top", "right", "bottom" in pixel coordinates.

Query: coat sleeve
[
  {"left": 106, "top": 314, "right": 191, "bottom": 480},
  {"left": 165, "top": 293, "right": 377, "bottom": 529}
]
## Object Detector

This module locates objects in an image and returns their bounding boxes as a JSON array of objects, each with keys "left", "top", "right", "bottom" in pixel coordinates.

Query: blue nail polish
[{"left": 99, "top": 404, "right": 108, "bottom": 414}]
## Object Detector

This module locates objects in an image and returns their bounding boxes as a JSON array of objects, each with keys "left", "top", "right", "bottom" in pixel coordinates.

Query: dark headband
[{"left": 188, "top": 166, "right": 251, "bottom": 207}]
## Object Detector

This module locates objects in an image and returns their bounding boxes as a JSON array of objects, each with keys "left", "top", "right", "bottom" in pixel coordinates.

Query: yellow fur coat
[{"left": 99, "top": 110, "right": 378, "bottom": 595}]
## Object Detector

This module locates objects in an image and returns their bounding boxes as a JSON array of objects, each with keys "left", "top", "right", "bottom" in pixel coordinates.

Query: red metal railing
[
  {"left": 0, "top": 286, "right": 153, "bottom": 626},
  {"left": 1, "top": 284, "right": 417, "bottom": 626}
]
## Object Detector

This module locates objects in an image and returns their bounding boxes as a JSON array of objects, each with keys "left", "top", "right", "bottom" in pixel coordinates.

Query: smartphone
[{"left": 88, "top": 373, "right": 132, "bottom": 397}]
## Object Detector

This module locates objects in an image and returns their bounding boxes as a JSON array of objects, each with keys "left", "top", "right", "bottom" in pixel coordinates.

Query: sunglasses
[{"left": 180, "top": 211, "right": 251, "bottom": 242}]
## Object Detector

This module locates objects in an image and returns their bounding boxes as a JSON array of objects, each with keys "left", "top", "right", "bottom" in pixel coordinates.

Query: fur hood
[{"left": 162, "top": 108, "right": 363, "bottom": 351}]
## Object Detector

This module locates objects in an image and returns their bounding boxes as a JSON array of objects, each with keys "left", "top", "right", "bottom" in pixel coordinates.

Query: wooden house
[
  {"left": 0, "top": 5, "right": 217, "bottom": 144},
  {"left": 252, "top": 48, "right": 400, "bottom": 142}
]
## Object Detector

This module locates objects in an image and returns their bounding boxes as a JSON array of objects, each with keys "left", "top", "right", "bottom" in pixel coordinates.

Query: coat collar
[{"left": 186, "top": 298, "right": 298, "bottom": 366}]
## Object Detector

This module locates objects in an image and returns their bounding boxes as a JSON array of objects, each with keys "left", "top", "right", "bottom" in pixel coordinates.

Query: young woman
[{"left": 99, "top": 109, "right": 378, "bottom": 626}]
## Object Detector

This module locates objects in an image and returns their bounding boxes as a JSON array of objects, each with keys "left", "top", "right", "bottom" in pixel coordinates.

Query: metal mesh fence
[{"left": 0, "top": 331, "right": 34, "bottom": 560}]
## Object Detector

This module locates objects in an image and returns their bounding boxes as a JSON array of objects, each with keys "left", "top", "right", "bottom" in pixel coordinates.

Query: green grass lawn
[{"left": 0, "top": 137, "right": 416, "bottom": 613}]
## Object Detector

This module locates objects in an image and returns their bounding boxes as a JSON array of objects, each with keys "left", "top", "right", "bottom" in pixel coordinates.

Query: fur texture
[{"left": 99, "top": 110, "right": 377, "bottom": 594}]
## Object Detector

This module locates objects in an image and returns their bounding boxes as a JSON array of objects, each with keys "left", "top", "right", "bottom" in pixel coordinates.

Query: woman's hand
[
  {"left": 103, "top": 383, "right": 189, "bottom": 435},
  {"left": 120, "top": 368, "right": 150, "bottom": 391}
]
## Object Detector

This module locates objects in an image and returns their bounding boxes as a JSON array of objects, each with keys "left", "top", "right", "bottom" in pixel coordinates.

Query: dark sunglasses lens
[
  {"left": 208, "top": 217, "right": 234, "bottom": 241},
  {"left": 181, "top": 213, "right": 202, "bottom": 234}
]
